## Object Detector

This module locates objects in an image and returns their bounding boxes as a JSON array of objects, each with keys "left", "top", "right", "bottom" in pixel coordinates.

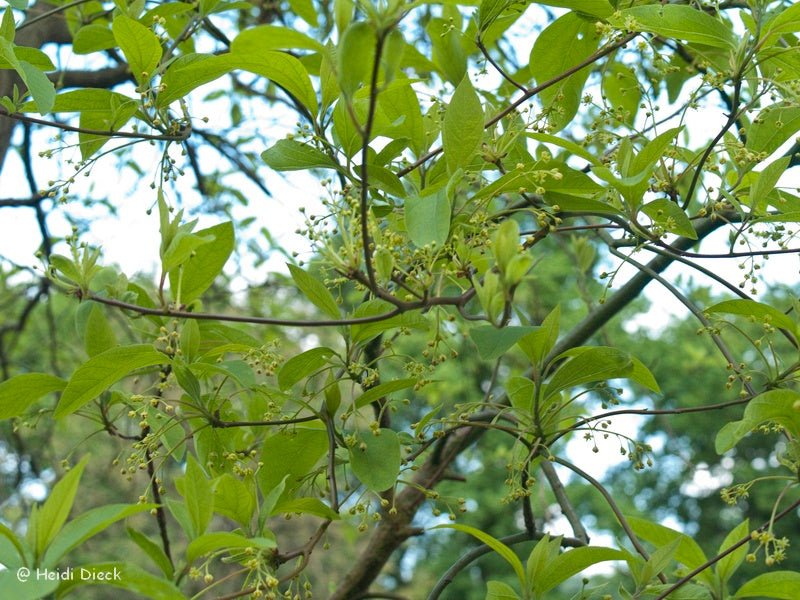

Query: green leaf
[
  {"left": 84, "top": 305, "right": 118, "bottom": 357},
  {"left": 272, "top": 497, "right": 340, "bottom": 519},
  {"left": 442, "top": 76, "right": 483, "bottom": 173},
  {"left": 715, "top": 519, "right": 749, "bottom": 588},
  {"left": 745, "top": 105, "right": 800, "bottom": 156},
  {"left": 427, "top": 16, "right": 466, "bottom": 85},
  {"left": 735, "top": 571, "right": 800, "bottom": 598},
  {"left": 127, "top": 527, "right": 174, "bottom": 578},
  {"left": 34, "top": 456, "right": 89, "bottom": 560},
  {"left": 19, "top": 60, "right": 55, "bottom": 114},
  {"left": 715, "top": 389, "right": 800, "bottom": 454},
  {"left": 157, "top": 53, "right": 234, "bottom": 107},
  {"left": 1, "top": 8, "right": 14, "bottom": 42},
  {"left": 526, "top": 132, "right": 601, "bottom": 167},
  {"left": 518, "top": 305, "right": 560, "bottom": 365},
  {"left": 750, "top": 156, "right": 791, "bottom": 213},
  {"left": 336, "top": 21, "right": 376, "bottom": 99},
  {"left": 233, "top": 50, "right": 318, "bottom": 115},
  {"left": 54, "top": 562, "right": 184, "bottom": 599},
  {"left": 257, "top": 427, "right": 328, "bottom": 500},
  {"left": 536, "top": 0, "right": 612, "bottom": 19},
  {"left": 0, "top": 522, "right": 26, "bottom": 568},
  {"left": 641, "top": 199, "right": 697, "bottom": 239},
  {"left": 632, "top": 126, "right": 684, "bottom": 174},
  {"left": 0, "top": 569, "right": 58, "bottom": 599},
  {"left": 350, "top": 299, "right": 428, "bottom": 343},
  {"left": 765, "top": 3, "right": 800, "bottom": 37},
  {"left": 112, "top": 16, "right": 162, "bottom": 85},
  {"left": 73, "top": 24, "right": 116, "bottom": 54},
  {"left": 612, "top": 5, "right": 735, "bottom": 49},
  {"left": 0, "top": 372, "right": 66, "bottom": 419},
  {"left": 535, "top": 546, "right": 627, "bottom": 594},
  {"left": 627, "top": 516, "right": 712, "bottom": 585},
  {"left": 706, "top": 299, "right": 797, "bottom": 334},
  {"left": 545, "top": 347, "right": 633, "bottom": 400},
  {"left": 0, "top": 46, "right": 54, "bottom": 71},
  {"left": 643, "top": 584, "right": 712, "bottom": 600},
  {"left": 170, "top": 221, "right": 235, "bottom": 303},
  {"left": 262, "top": 138, "right": 336, "bottom": 171},
  {"left": 629, "top": 357, "right": 660, "bottom": 393},
  {"left": 177, "top": 455, "right": 213, "bottom": 538},
  {"left": 42, "top": 503, "right": 153, "bottom": 567},
  {"left": 180, "top": 319, "right": 200, "bottom": 363},
  {"left": 55, "top": 345, "right": 166, "bottom": 417},
  {"left": 278, "top": 347, "right": 334, "bottom": 391},
  {"left": 172, "top": 360, "right": 202, "bottom": 403},
  {"left": 349, "top": 429, "right": 401, "bottom": 492},
  {"left": 213, "top": 473, "right": 255, "bottom": 526},
  {"left": 187, "top": 532, "right": 275, "bottom": 563},
  {"left": 434, "top": 523, "right": 525, "bottom": 587},
  {"left": 355, "top": 378, "right": 417, "bottom": 409},
  {"left": 529, "top": 13, "right": 598, "bottom": 132},
  {"left": 288, "top": 0, "right": 318, "bottom": 27},
  {"left": 405, "top": 188, "right": 451, "bottom": 247},
  {"left": 486, "top": 580, "right": 521, "bottom": 600},
  {"left": 470, "top": 326, "right": 537, "bottom": 361},
  {"left": 37, "top": 89, "right": 137, "bottom": 159},
  {"left": 162, "top": 231, "right": 214, "bottom": 273},
  {"left": 232, "top": 24, "right": 324, "bottom": 53}
]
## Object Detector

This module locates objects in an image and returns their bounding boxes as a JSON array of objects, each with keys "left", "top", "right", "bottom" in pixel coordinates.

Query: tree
[{"left": 1, "top": 0, "right": 800, "bottom": 598}]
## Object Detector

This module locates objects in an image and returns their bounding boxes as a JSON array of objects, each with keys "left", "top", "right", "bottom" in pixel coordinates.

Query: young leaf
[
  {"left": 348, "top": 429, "right": 401, "bottom": 492},
  {"left": 55, "top": 345, "right": 166, "bottom": 417},
  {"left": 442, "top": 76, "right": 483, "bottom": 173},
  {"left": 0, "top": 372, "right": 66, "bottom": 419},
  {"left": 288, "top": 264, "right": 341, "bottom": 319}
]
